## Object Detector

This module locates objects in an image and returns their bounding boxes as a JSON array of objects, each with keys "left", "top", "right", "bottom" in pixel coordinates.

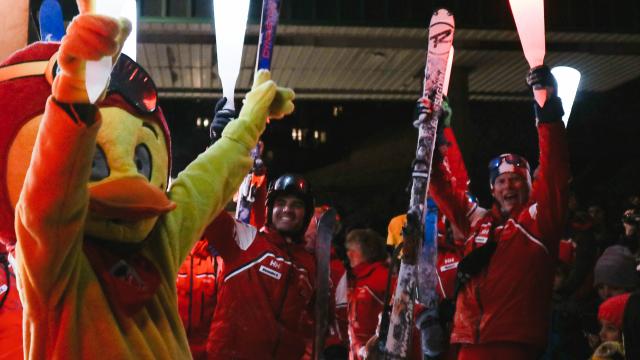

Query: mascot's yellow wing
[{"left": 153, "top": 99, "right": 270, "bottom": 271}]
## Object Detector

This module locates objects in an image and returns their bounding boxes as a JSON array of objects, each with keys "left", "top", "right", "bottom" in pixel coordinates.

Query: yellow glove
[
  {"left": 52, "top": 14, "right": 131, "bottom": 103},
  {"left": 252, "top": 70, "right": 295, "bottom": 120},
  {"left": 224, "top": 70, "right": 294, "bottom": 148}
]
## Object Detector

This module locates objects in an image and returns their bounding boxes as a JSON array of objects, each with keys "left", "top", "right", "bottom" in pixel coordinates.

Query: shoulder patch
[
  {"left": 233, "top": 221, "right": 257, "bottom": 250},
  {"left": 529, "top": 203, "right": 538, "bottom": 220},
  {"left": 335, "top": 272, "right": 348, "bottom": 307}
]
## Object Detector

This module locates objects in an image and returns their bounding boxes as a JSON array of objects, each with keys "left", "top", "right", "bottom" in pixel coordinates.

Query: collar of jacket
[
  {"left": 189, "top": 239, "right": 211, "bottom": 258},
  {"left": 262, "top": 226, "right": 306, "bottom": 250},
  {"left": 490, "top": 201, "right": 528, "bottom": 224},
  {"left": 352, "top": 261, "right": 386, "bottom": 280}
]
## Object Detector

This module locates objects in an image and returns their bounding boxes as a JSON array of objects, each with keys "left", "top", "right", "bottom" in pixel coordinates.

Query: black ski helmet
[{"left": 266, "top": 174, "right": 315, "bottom": 234}]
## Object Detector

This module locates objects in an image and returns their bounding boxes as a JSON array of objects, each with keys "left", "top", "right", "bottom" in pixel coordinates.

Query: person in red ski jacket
[
  {"left": 429, "top": 66, "right": 570, "bottom": 359},
  {"left": 176, "top": 238, "right": 224, "bottom": 360},
  {"left": 345, "top": 228, "right": 390, "bottom": 360},
  {"left": 0, "top": 245, "right": 23, "bottom": 360},
  {"left": 205, "top": 174, "right": 317, "bottom": 359}
]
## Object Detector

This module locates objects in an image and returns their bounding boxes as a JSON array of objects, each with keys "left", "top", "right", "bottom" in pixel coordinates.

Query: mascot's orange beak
[{"left": 89, "top": 178, "right": 176, "bottom": 221}]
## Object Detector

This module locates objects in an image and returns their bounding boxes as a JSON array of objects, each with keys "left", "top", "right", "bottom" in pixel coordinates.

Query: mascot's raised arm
[{"left": 5, "top": 5, "right": 293, "bottom": 359}]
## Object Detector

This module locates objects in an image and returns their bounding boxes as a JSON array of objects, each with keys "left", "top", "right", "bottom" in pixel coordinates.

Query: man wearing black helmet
[
  {"left": 203, "top": 173, "right": 317, "bottom": 359},
  {"left": 429, "top": 66, "right": 570, "bottom": 359}
]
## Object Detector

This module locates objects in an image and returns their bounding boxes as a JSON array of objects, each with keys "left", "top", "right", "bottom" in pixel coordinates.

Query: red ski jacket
[
  {"left": 326, "top": 255, "right": 349, "bottom": 350},
  {"left": 430, "top": 122, "right": 569, "bottom": 350},
  {"left": 205, "top": 211, "right": 316, "bottom": 359},
  {"left": 0, "top": 253, "right": 23, "bottom": 360},
  {"left": 176, "top": 240, "right": 224, "bottom": 360},
  {"left": 348, "top": 261, "right": 389, "bottom": 360}
]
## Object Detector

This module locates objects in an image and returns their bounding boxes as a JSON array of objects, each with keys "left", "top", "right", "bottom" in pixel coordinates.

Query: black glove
[
  {"left": 526, "top": 65, "right": 565, "bottom": 124},
  {"left": 526, "top": 65, "right": 558, "bottom": 91},
  {"left": 210, "top": 97, "right": 236, "bottom": 144}
]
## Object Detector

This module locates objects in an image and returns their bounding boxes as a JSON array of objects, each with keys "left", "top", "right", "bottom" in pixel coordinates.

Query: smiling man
[
  {"left": 203, "top": 174, "right": 317, "bottom": 359},
  {"left": 429, "top": 66, "right": 570, "bottom": 359}
]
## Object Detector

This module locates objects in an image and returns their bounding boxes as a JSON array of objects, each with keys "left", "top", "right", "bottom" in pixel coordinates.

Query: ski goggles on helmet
[
  {"left": 488, "top": 153, "right": 531, "bottom": 187},
  {"left": 0, "top": 52, "right": 157, "bottom": 114},
  {"left": 106, "top": 53, "right": 158, "bottom": 114}
]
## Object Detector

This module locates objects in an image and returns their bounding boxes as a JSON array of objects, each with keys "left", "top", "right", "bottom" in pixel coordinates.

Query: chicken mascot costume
[{"left": 1, "top": 6, "right": 294, "bottom": 359}]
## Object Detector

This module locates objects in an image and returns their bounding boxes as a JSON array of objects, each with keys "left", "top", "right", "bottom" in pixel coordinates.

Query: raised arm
[
  {"left": 162, "top": 71, "right": 294, "bottom": 267},
  {"left": 526, "top": 66, "right": 570, "bottom": 254},
  {"left": 429, "top": 114, "right": 481, "bottom": 238},
  {"left": 201, "top": 210, "right": 258, "bottom": 262},
  {"left": 15, "top": 15, "right": 130, "bottom": 297}
]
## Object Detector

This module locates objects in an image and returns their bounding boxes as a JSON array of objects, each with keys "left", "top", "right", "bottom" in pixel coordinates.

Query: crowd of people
[{"left": 0, "top": 9, "right": 639, "bottom": 360}]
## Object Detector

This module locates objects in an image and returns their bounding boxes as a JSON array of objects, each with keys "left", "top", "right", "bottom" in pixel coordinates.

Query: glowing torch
[
  {"left": 551, "top": 66, "right": 581, "bottom": 127},
  {"left": 508, "top": 0, "right": 547, "bottom": 106},
  {"left": 213, "top": 0, "right": 251, "bottom": 111}
]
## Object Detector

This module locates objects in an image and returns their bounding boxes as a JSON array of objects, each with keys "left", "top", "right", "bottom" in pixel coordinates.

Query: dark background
[
  {"left": 160, "top": 78, "right": 640, "bottom": 234},
  {"left": 29, "top": 0, "right": 640, "bottom": 234}
]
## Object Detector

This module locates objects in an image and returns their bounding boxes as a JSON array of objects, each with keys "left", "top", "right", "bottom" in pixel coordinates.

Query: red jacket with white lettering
[
  {"left": 206, "top": 211, "right": 316, "bottom": 359},
  {"left": 430, "top": 122, "right": 569, "bottom": 349},
  {"left": 347, "top": 261, "right": 389, "bottom": 360},
  {"left": 176, "top": 240, "right": 224, "bottom": 360}
]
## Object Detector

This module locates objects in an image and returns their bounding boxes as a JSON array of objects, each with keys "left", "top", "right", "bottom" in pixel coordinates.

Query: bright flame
[
  {"left": 214, "top": 0, "right": 251, "bottom": 111},
  {"left": 551, "top": 66, "right": 581, "bottom": 127},
  {"left": 120, "top": 0, "right": 137, "bottom": 60}
]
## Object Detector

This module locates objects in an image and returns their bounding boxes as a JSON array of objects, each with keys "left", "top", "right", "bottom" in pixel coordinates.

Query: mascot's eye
[
  {"left": 90, "top": 145, "right": 110, "bottom": 181},
  {"left": 134, "top": 144, "right": 152, "bottom": 180}
]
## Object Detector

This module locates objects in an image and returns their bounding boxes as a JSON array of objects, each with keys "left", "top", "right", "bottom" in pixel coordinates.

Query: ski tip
[
  {"left": 431, "top": 7, "right": 453, "bottom": 17},
  {"left": 432, "top": 8, "right": 454, "bottom": 18},
  {"left": 430, "top": 8, "right": 455, "bottom": 30},
  {"left": 319, "top": 208, "right": 337, "bottom": 227}
]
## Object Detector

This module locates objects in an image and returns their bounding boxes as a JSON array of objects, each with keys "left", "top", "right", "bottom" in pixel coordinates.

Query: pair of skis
[{"left": 378, "top": 9, "right": 455, "bottom": 359}]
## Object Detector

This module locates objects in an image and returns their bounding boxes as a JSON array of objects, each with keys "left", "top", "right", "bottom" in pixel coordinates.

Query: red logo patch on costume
[
  {"left": 110, "top": 260, "right": 148, "bottom": 290},
  {"left": 84, "top": 240, "right": 161, "bottom": 316},
  {"left": 259, "top": 265, "right": 282, "bottom": 280}
]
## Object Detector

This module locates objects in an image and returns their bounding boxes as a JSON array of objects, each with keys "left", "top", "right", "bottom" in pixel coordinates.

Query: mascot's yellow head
[{"left": 0, "top": 42, "right": 174, "bottom": 250}]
